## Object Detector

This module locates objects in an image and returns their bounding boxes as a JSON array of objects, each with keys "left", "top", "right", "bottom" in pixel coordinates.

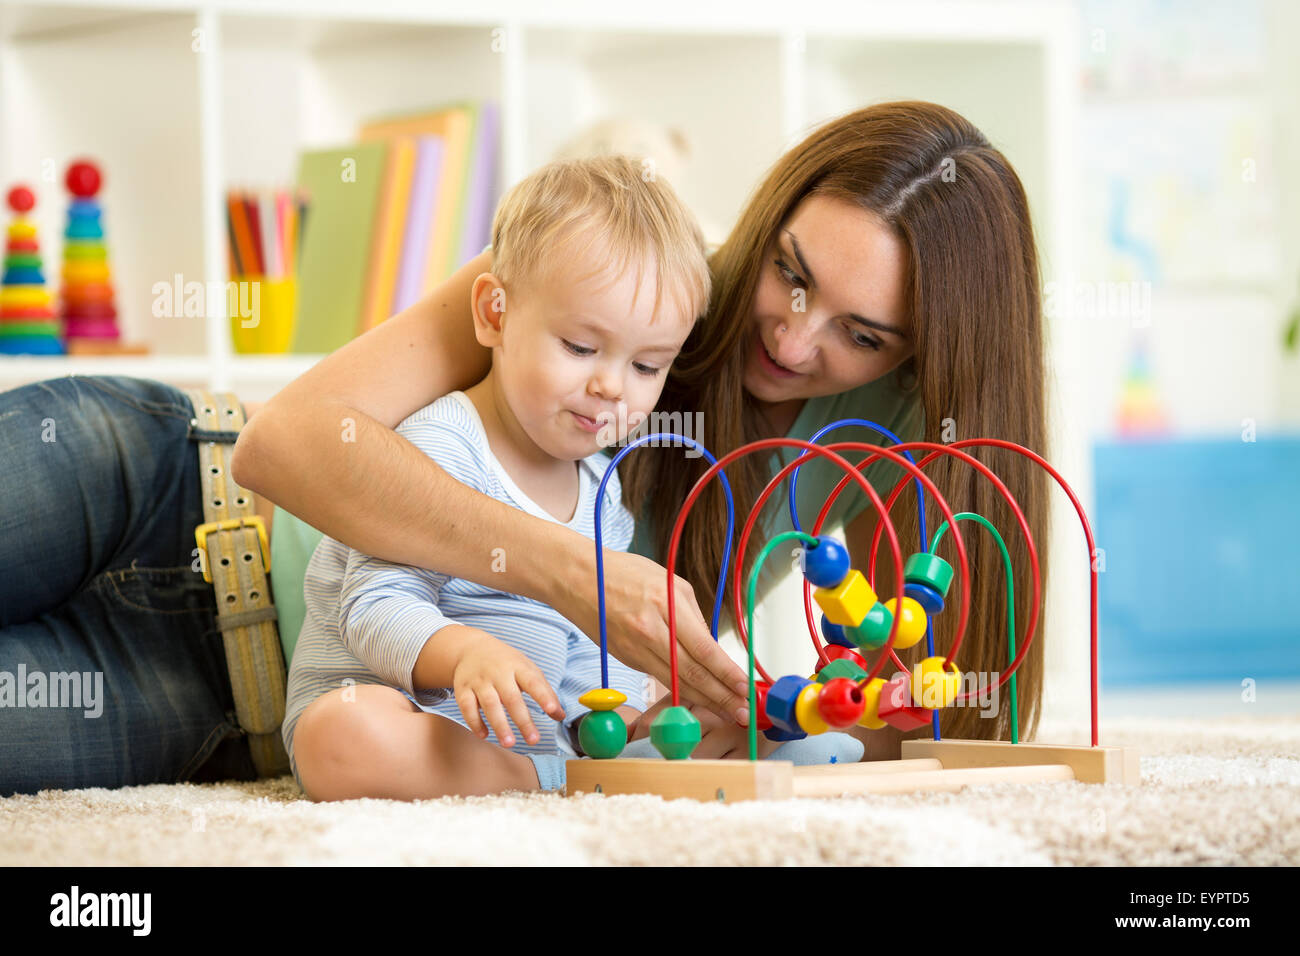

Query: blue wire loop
[
  {"left": 593, "top": 433, "right": 735, "bottom": 689},
  {"left": 787, "top": 418, "right": 940, "bottom": 739}
]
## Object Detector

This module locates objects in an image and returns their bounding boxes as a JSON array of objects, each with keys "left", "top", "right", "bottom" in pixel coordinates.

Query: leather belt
[{"left": 185, "top": 388, "right": 289, "bottom": 778}]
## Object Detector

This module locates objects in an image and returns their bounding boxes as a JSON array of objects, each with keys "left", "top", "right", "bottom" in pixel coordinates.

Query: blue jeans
[{"left": 0, "top": 375, "right": 256, "bottom": 795}]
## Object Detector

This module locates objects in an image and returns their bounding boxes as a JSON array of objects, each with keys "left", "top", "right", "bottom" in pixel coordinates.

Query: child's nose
[{"left": 589, "top": 366, "right": 623, "bottom": 402}]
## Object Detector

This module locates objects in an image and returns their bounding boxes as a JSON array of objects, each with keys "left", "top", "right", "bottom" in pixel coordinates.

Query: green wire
[
  {"left": 745, "top": 530, "right": 819, "bottom": 761},
  {"left": 929, "top": 514, "right": 1019, "bottom": 744}
]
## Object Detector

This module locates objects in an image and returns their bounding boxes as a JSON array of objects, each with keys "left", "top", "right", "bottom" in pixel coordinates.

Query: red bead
[
  {"left": 66, "top": 161, "right": 102, "bottom": 198},
  {"left": 751, "top": 680, "right": 773, "bottom": 731},
  {"left": 823, "top": 644, "right": 869, "bottom": 671},
  {"left": 876, "top": 674, "right": 932, "bottom": 731},
  {"left": 7, "top": 185, "right": 35, "bottom": 213},
  {"left": 816, "top": 677, "right": 866, "bottom": 729}
]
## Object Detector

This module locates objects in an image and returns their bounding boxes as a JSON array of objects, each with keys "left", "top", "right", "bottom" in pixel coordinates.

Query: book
[
  {"left": 359, "top": 137, "right": 416, "bottom": 334},
  {"left": 291, "top": 141, "right": 388, "bottom": 353},
  {"left": 392, "top": 136, "right": 444, "bottom": 314},
  {"left": 457, "top": 100, "right": 500, "bottom": 269},
  {"left": 359, "top": 102, "right": 473, "bottom": 291}
]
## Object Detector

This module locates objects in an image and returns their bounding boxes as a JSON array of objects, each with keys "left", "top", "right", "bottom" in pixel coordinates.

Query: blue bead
[
  {"left": 763, "top": 724, "right": 807, "bottom": 742},
  {"left": 905, "top": 581, "right": 945, "bottom": 615},
  {"left": 801, "top": 535, "right": 851, "bottom": 588},
  {"left": 765, "top": 674, "right": 810, "bottom": 734},
  {"left": 821, "top": 613, "right": 853, "bottom": 648}
]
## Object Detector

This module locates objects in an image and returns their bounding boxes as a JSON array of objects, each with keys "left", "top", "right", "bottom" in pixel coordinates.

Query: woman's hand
[
  {"left": 556, "top": 549, "right": 753, "bottom": 727},
  {"left": 627, "top": 693, "right": 782, "bottom": 760}
]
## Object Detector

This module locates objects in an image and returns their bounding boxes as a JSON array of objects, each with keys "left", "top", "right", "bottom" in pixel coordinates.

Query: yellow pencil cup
[{"left": 228, "top": 275, "right": 297, "bottom": 354}]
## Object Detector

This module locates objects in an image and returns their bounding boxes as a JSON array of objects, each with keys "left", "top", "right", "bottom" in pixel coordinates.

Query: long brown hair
[{"left": 622, "top": 101, "right": 1049, "bottom": 742}]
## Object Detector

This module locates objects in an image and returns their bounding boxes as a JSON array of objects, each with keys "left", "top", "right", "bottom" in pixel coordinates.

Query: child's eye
[
  {"left": 633, "top": 363, "right": 662, "bottom": 377},
  {"left": 562, "top": 339, "right": 595, "bottom": 356}
]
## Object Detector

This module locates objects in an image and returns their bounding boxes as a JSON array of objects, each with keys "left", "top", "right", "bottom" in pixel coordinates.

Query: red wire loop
[
  {"left": 664, "top": 439, "right": 970, "bottom": 703},
  {"left": 660, "top": 435, "right": 1102, "bottom": 749}
]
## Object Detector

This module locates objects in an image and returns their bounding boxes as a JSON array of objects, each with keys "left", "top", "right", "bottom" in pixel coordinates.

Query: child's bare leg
[{"left": 293, "top": 684, "right": 541, "bottom": 801}]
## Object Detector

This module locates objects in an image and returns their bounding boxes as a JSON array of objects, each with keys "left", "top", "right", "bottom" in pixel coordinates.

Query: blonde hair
[{"left": 489, "top": 155, "right": 712, "bottom": 324}]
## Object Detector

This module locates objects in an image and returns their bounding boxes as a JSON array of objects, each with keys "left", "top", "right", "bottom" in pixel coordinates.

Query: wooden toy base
[
  {"left": 65, "top": 340, "right": 150, "bottom": 355},
  {"left": 565, "top": 739, "right": 1140, "bottom": 803}
]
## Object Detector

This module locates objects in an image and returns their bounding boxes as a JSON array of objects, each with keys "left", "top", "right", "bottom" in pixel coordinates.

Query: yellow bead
[
  {"left": 882, "top": 596, "right": 928, "bottom": 648},
  {"left": 578, "top": 688, "right": 627, "bottom": 711},
  {"left": 911, "top": 657, "right": 962, "bottom": 708},
  {"left": 794, "top": 682, "right": 830, "bottom": 735},
  {"left": 814, "top": 568, "right": 878, "bottom": 627},
  {"left": 857, "top": 677, "right": 888, "bottom": 729}
]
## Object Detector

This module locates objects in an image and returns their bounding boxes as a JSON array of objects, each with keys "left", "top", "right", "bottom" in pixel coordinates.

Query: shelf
[
  {"left": 0, "top": 353, "right": 324, "bottom": 386},
  {"left": 0, "top": 0, "right": 1075, "bottom": 401}
]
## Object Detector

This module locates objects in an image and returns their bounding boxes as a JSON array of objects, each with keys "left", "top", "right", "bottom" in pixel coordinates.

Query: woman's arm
[{"left": 231, "top": 251, "right": 751, "bottom": 723}]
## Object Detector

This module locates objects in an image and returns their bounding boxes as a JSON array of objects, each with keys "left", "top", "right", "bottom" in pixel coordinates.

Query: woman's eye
[
  {"left": 775, "top": 258, "right": 804, "bottom": 287},
  {"left": 847, "top": 327, "right": 882, "bottom": 351},
  {"left": 633, "top": 363, "right": 662, "bottom": 377},
  {"left": 562, "top": 340, "right": 595, "bottom": 356}
]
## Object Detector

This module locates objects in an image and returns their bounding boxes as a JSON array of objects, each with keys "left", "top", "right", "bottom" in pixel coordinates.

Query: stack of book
[{"left": 287, "top": 99, "right": 499, "bottom": 354}]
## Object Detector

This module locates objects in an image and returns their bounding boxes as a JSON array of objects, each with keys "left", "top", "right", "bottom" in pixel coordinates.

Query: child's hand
[
  {"left": 628, "top": 693, "right": 783, "bottom": 760},
  {"left": 452, "top": 629, "right": 565, "bottom": 747}
]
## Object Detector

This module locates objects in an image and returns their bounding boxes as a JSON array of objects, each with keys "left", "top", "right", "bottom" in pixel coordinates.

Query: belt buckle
[{"left": 194, "top": 516, "right": 271, "bottom": 583}]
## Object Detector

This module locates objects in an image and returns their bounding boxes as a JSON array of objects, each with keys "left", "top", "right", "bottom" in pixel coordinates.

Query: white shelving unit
[
  {"left": 1, "top": 0, "right": 1079, "bottom": 406},
  {"left": 0, "top": 0, "right": 1092, "bottom": 711}
]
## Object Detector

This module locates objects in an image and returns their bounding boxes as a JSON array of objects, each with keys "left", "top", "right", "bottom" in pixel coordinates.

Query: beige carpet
[{"left": 3, "top": 714, "right": 1297, "bottom": 866}]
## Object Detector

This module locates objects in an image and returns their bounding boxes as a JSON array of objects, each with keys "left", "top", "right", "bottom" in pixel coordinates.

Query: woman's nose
[{"left": 774, "top": 316, "right": 817, "bottom": 370}]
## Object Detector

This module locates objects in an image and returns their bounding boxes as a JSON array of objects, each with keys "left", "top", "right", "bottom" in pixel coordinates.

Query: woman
[{"left": 0, "top": 101, "right": 1047, "bottom": 793}]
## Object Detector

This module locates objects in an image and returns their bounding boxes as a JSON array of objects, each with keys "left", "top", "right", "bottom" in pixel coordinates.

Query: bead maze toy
[{"left": 564, "top": 424, "right": 1140, "bottom": 803}]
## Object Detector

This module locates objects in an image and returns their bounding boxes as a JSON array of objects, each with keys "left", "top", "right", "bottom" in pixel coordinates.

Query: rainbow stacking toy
[
  {"left": 60, "top": 159, "right": 120, "bottom": 349},
  {"left": 0, "top": 185, "right": 62, "bottom": 355},
  {"left": 564, "top": 424, "right": 1140, "bottom": 802}
]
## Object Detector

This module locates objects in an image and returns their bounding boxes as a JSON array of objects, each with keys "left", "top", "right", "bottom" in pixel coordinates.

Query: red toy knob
[
  {"left": 66, "top": 161, "right": 102, "bottom": 198},
  {"left": 7, "top": 185, "right": 35, "bottom": 213},
  {"left": 751, "top": 680, "right": 773, "bottom": 731},
  {"left": 816, "top": 677, "right": 866, "bottom": 729}
]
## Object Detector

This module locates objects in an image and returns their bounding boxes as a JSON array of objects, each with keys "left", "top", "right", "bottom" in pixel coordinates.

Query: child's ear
[{"left": 470, "top": 274, "right": 507, "bottom": 347}]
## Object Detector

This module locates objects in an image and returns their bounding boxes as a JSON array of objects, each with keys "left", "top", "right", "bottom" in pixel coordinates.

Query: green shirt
[
  {"left": 627, "top": 374, "right": 924, "bottom": 603},
  {"left": 268, "top": 373, "right": 922, "bottom": 664}
]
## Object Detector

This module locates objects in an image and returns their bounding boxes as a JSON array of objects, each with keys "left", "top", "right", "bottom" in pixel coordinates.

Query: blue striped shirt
[{"left": 282, "top": 390, "right": 646, "bottom": 776}]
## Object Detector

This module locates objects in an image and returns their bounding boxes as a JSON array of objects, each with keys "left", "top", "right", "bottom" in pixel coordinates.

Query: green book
[{"left": 291, "top": 141, "right": 388, "bottom": 353}]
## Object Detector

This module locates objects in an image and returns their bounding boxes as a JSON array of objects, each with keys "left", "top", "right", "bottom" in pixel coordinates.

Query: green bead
[
  {"left": 817, "top": 658, "right": 868, "bottom": 683},
  {"left": 847, "top": 602, "right": 894, "bottom": 649},
  {"left": 578, "top": 710, "right": 627, "bottom": 759},
  {"left": 904, "top": 552, "right": 954, "bottom": 598},
  {"left": 649, "top": 705, "right": 701, "bottom": 760},
  {"left": 5, "top": 253, "right": 41, "bottom": 269}
]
